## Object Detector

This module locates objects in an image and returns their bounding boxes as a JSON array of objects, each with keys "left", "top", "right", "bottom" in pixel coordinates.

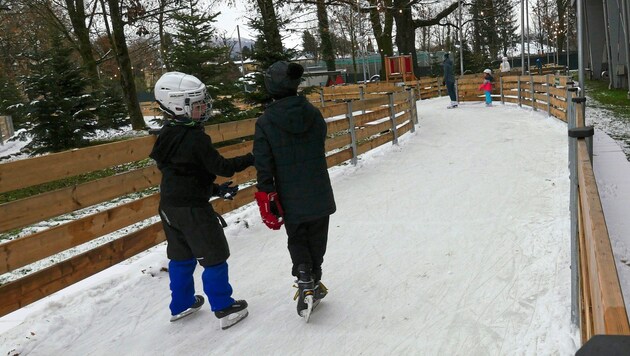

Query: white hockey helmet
[
  {"left": 154, "top": 72, "right": 212, "bottom": 121},
  {"left": 483, "top": 68, "right": 492, "bottom": 74}
]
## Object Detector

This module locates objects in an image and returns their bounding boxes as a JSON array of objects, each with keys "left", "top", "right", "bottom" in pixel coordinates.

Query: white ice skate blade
[
  {"left": 170, "top": 305, "right": 203, "bottom": 322},
  {"left": 219, "top": 308, "right": 249, "bottom": 330},
  {"left": 299, "top": 295, "right": 314, "bottom": 323}
]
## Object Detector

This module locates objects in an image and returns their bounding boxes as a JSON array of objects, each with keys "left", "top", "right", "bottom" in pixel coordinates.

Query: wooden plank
[
  {"left": 550, "top": 97, "right": 568, "bottom": 110},
  {"left": 394, "top": 111, "right": 411, "bottom": 126},
  {"left": 0, "top": 165, "right": 161, "bottom": 233},
  {"left": 323, "top": 93, "right": 360, "bottom": 101},
  {"left": 356, "top": 120, "right": 391, "bottom": 141},
  {"left": 550, "top": 107, "right": 567, "bottom": 122},
  {"left": 352, "top": 97, "right": 390, "bottom": 112},
  {"left": 326, "top": 117, "right": 350, "bottom": 134},
  {"left": 319, "top": 103, "right": 347, "bottom": 119},
  {"left": 354, "top": 108, "right": 390, "bottom": 127},
  {"left": 205, "top": 118, "right": 257, "bottom": 143},
  {"left": 577, "top": 140, "right": 630, "bottom": 335},
  {"left": 326, "top": 148, "right": 353, "bottom": 167},
  {"left": 578, "top": 193, "right": 594, "bottom": 343},
  {"left": 0, "top": 222, "right": 166, "bottom": 317},
  {"left": 325, "top": 133, "right": 352, "bottom": 152},
  {"left": 0, "top": 135, "right": 156, "bottom": 194},
  {"left": 397, "top": 121, "right": 413, "bottom": 136},
  {"left": 0, "top": 194, "right": 160, "bottom": 274},
  {"left": 549, "top": 87, "right": 567, "bottom": 97},
  {"left": 356, "top": 132, "right": 392, "bottom": 155}
]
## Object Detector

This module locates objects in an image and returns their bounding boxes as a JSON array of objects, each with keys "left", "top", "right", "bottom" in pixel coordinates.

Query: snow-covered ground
[{"left": 0, "top": 97, "right": 588, "bottom": 355}]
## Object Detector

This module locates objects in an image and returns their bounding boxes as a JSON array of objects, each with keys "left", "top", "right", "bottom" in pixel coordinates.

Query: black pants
[
  {"left": 285, "top": 216, "right": 329, "bottom": 282},
  {"left": 159, "top": 204, "right": 230, "bottom": 267},
  {"left": 446, "top": 81, "right": 457, "bottom": 102}
]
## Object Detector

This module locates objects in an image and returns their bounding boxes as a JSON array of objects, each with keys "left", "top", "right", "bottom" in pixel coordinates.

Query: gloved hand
[
  {"left": 216, "top": 181, "right": 239, "bottom": 200},
  {"left": 254, "top": 191, "right": 284, "bottom": 230}
]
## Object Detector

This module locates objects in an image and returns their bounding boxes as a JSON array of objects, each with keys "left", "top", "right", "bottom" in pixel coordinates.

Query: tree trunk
[
  {"left": 106, "top": 0, "right": 145, "bottom": 130},
  {"left": 257, "top": 0, "right": 284, "bottom": 56},
  {"left": 367, "top": 0, "right": 393, "bottom": 76},
  {"left": 316, "top": 0, "right": 335, "bottom": 72},
  {"left": 393, "top": 0, "right": 419, "bottom": 76},
  {"left": 65, "top": 0, "right": 99, "bottom": 85}
]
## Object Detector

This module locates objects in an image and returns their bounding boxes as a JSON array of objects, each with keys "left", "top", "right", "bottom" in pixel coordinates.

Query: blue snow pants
[
  {"left": 484, "top": 90, "right": 492, "bottom": 104},
  {"left": 168, "top": 259, "right": 235, "bottom": 315}
]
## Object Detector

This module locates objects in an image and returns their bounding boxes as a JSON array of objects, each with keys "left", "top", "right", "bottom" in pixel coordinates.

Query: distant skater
[
  {"left": 480, "top": 69, "right": 494, "bottom": 107},
  {"left": 443, "top": 53, "right": 458, "bottom": 109}
]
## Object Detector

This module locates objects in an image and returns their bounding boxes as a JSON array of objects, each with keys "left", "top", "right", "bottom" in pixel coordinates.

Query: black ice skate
[
  {"left": 294, "top": 265, "right": 315, "bottom": 322},
  {"left": 170, "top": 295, "right": 205, "bottom": 322},
  {"left": 214, "top": 299, "right": 248, "bottom": 330}
]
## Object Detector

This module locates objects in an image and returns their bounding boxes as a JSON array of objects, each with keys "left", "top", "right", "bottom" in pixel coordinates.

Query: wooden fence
[
  {"left": 305, "top": 77, "right": 443, "bottom": 107},
  {"left": 458, "top": 72, "right": 630, "bottom": 343},
  {"left": 0, "top": 88, "right": 417, "bottom": 317},
  {"left": 1, "top": 73, "right": 627, "bottom": 346}
]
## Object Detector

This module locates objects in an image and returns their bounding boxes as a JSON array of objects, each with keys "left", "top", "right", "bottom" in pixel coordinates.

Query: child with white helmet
[
  {"left": 480, "top": 68, "right": 494, "bottom": 107},
  {"left": 150, "top": 72, "right": 253, "bottom": 329}
]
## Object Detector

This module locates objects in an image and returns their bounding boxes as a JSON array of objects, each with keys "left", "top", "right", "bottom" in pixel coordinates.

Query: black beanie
[{"left": 264, "top": 61, "right": 304, "bottom": 98}]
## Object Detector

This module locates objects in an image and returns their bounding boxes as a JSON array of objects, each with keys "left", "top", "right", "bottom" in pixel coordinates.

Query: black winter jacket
[
  {"left": 253, "top": 95, "right": 336, "bottom": 224},
  {"left": 150, "top": 123, "right": 253, "bottom": 207}
]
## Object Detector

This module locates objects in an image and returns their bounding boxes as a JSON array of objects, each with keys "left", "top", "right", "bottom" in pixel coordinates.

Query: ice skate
[
  {"left": 447, "top": 101, "right": 458, "bottom": 109},
  {"left": 170, "top": 295, "right": 204, "bottom": 322},
  {"left": 294, "top": 264, "right": 315, "bottom": 322},
  {"left": 214, "top": 299, "right": 248, "bottom": 329}
]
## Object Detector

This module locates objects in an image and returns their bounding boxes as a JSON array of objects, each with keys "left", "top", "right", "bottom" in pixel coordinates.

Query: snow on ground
[{"left": 1, "top": 97, "right": 584, "bottom": 355}]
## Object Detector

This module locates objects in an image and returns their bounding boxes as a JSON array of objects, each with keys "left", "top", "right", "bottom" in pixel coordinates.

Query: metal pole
[
  {"left": 567, "top": 9, "right": 570, "bottom": 72},
  {"left": 459, "top": 0, "right": 464, "bottom": 75},
  {"left": 357, "top": 0, "right": 368, "bottom": 83},
  {"left": 577, "top": 0, "right": 584, "bottom": 96},
  {"left": 567, "top": 87, "right": 579, "bottom": 327},
  {"left": 621, "top": 0, "right": 630, "bottom": 97},
  {"left": 521, "top": 0, "right": 525, "bottom": 75},
  {"left": 602, "top": 0, "right": 613, "bottom": 89},
  {"left": 526, "top": 0, "right": 531, "bottom": 72}
]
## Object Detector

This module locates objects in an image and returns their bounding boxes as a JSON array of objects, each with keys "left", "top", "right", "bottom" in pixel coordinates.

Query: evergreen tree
[
  {"left": 495, "top": 0, "right": 518, "bottom": 57},
  {"left": 246, "top": 9, "right": 296, "bottom": 105},
  {"left": 168, "top": 0, "right": 227, "bottom": 87},
  {"left": 302, "top": 30, "right": 319, "bottom": 59},
  {"left": 21, "top": 34, "right": 97, "bottom": 154},
  {"left": 168, "top": 0, "right": 244, "bottom": 122}
]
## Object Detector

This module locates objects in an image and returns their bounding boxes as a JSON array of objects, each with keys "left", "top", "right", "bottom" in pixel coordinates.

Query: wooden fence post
[
  {"left": 531, "top": 75, "right": 537, "bottom": 111},
  {"left": 388, "top": 93, "right": 399, "bottom": 144},
  {"left": 319, "top": 88, "right": 325, "bottom": 107},
  {"left": 359, "top": 86, "right": 366, "bottom": 114},
  {"left": 406, "top": 88, "right": 417, "bottom": 130},
  {"left": 518, "top": 76, "right": 522, "bottom": 107},
  {"left": 500, "top": 76, "right": 505, "bottom": 104},
  {"left": 546, "top": 74, "right": 551, "bottom": 116},
  {"left": 346, "top": 100, "right": 358, "bottom": 165},
  {"left": 437, "top": 78, "right": 442, "bottom": 97}
]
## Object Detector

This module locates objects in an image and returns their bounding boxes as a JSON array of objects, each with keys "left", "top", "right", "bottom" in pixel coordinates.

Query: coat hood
[{"left": 263, "top": 96, "right": 315, "bottom": 134}]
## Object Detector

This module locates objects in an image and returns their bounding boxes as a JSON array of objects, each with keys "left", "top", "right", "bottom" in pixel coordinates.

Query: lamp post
[{"left": 458, "top": 0, "right": 464, "bottom": 75}]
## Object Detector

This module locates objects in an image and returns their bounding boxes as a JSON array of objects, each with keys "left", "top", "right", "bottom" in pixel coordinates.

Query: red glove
[{"left": 254, "top": 191, "right": 285, "bottom": 230}]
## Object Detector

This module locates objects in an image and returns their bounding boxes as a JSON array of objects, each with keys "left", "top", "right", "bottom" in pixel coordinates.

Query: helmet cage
[{"left": 154, "top": 72, "right": 213, "bottom": 122}]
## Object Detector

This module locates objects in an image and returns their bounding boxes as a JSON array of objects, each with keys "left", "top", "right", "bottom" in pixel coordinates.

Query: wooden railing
[
  {"left": 458, "top": 72, "right": 630, "bottom": 343},
  {"left": 0, "top": 88, "right": 417, "bottom": 317},
  {"left": 305, "top": 77, "right": 443, "bottom": 106}
]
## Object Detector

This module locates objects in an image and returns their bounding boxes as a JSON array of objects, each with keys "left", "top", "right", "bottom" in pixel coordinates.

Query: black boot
[{"left": 295, "top": 264, "right": 314, "bottom": 317}]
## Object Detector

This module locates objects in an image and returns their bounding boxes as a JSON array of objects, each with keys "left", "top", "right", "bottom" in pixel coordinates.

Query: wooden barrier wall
[
  {"left": 305, "top": 76, "right": 444, "bottom": 106},
  {"left": 0, "top": 90, "right": 418, "bottom": 317},
  {"left": 460, "top": 73, "right": 630, "bottom": 343}
]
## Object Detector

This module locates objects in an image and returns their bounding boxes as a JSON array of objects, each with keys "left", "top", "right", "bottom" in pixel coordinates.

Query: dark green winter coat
[{"left": 253, "top": 95, "right": 336, "bottom": 224}]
